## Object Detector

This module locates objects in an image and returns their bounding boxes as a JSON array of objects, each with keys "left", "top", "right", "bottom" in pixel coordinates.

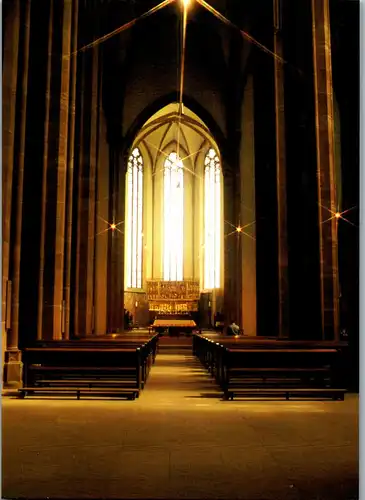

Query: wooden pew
[
  {"left": 193, "top": 334, "right": 347, "bottom": 401},
  {"left": 74, "top": 333, "right": 159, "bottom": 360},
  {"left": 19, "top": 347, "right": 143, "bottom": 400},
  {"left": 32, "top": 334, "right": 159, "bottom": 385},
  {"left": 30, "top": 345, "right": 151, "bottom": 388},
  {"left": 221, "top": 347, "right": 343, "bottom": 400}
]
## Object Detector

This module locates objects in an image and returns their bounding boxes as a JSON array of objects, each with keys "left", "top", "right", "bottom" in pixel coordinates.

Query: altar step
[{"left": 157, "top": 336, "right": 193, "bottom": 354}]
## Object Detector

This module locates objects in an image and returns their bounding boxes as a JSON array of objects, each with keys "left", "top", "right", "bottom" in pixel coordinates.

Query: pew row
[
  {"left": 19, "top": 335, "right": 159, "bottom": 400},
  {"left": 193, "top": 334, "right": 347, "bottom": 401}
]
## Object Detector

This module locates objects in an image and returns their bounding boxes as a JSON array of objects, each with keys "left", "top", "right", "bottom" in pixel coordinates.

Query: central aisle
[
  {"left": 139, "top": 351, "right": 222, "bottom": 405},
  {"left": 3, "top": 346, "right": 358, "bottom": 500}
]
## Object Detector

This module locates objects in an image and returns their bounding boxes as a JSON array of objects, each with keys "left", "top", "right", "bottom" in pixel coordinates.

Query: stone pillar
[
  {"left": 234, "top": 165, "right": 242, "bottom": 327},
  {"left": 312, "top": 0, "right": 340, "bottom": 340},
  {"left": 4, "top": 0, "right": 31, "bottom": 386},
  {"left": 38, "top": 0, "right": 72, "bottom": 340},
  {"left": 73, "top": 48, "right": 85, "bottom": 336},
  {"left": 37, "top": 0, "right": 53, "bottom": 340},
  {"left": 53, "top": 0, "right": 73, "bottom": 338},
  {"left": 273, "top": 0, "right": 289, "bottom": 338},
  {"left": 240, "top": 75, "right": 257, "bottom": 336},
  {"left": 94, "top": 87, "right": 110, "bottom": 335},
  {"left": 2, "top": 0, "right": 20, "bottom": 377},
  {"left": 107, "top": 146, "right": 125, "bottom": 332},
  {"left": 86, "top": 46, "right": 99, "bottom": 335},
  {"left": 64, "top": 0, "right": 79, "bottom": 339},
  {"left": 75, "top": 44, "right": 99, "bottom": 336},
  {"left": 116, "top": 152, "right": 126, "bottom": 333},
  {"left": 223, "top": 168, "right": 236, "bottom": 327}
]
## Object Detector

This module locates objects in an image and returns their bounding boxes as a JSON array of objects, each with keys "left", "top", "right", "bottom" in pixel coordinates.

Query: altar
[
  {"left": 147, "top": 280, "right": 199, "bottom": 335},
  {"left": 146, "top": 280, "right": 200, "bottom": 314}
]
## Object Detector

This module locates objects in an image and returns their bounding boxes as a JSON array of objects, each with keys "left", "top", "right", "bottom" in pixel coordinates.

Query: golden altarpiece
[{"left": 123, "top": 104, "right": 224, "bottom": 325}]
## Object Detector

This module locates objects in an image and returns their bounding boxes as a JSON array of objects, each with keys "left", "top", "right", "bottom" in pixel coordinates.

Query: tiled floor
[{"left": 2, "top": 352, "right": 359, "bottom": 499}]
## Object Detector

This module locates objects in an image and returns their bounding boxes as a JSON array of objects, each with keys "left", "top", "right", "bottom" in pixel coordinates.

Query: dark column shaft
[
  {"left": 273, "top": 0, "right": 289, "bottom": 338},
  {"left": 38, "top": 0, "right": 72, "bottom": 339},
  {"left": 2, "top": 0, "right": 20, "bottom": 347},
  {"left": 76, "top": 46, "right": 99, "bottom": 335},
  {"left": 64, "top": 0, "right": 79, "bottom": 339},
  {"left": 37, "top": 0, "right": 53, "bottom": 340},
  {"left": 223, "top": 170, "right": 235, "bottom": 327},
  {"left": 107, "top": 147, "right": 124, "bottom": 332},
  {"left": 11, "top": 0, "right": 31, "bottom": 350},
  {"left": 312, "top": 0, "right": 340, "bottom": 340}
]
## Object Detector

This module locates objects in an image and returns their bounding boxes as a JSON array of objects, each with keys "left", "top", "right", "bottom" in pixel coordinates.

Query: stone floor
[{"left": 2, "top": 352, "right": 359, "bottom": 499}]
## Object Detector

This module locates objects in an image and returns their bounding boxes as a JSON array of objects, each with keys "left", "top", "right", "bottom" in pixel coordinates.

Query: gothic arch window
[
  {"left": 163, "top": 151, "right": 184, "bottom": 281},
  {"left": 204, "top": 148, "right": 221, "bottom": 289},
  {"left": 125, "top": 147, "right": 143, "bottom": 289}
]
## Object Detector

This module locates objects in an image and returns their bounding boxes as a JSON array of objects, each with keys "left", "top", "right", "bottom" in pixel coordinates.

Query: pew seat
[
  {"left": 20, "top": 347, "right": 144, "bottom": 400},
  {"left": 223, "top": 387, "right": 346, "bottom": 401},
  {"left": 18, "top": 386, "right": 139, "bottom": 400}
]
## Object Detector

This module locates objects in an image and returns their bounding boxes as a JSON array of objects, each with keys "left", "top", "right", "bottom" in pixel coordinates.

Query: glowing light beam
[
  {"left": 176, "top": 0, "right": 189, "bottom": 159},
  {"left": 73, "top": 0, "right": 175, "bottom": 55},
  {"left": 196, "top": 0, "right": 286, "bottom": 65}
]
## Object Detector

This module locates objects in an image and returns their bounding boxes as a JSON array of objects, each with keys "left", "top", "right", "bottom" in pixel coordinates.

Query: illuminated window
[
  {"left": 204, "top": 148, "right": 221, "bottom": 289},
  {"left": 125, "top": 147, "right": 143, "bottom": 289},
  {"left": 163, "top": 152, "right": 184, "bottom": 281}
]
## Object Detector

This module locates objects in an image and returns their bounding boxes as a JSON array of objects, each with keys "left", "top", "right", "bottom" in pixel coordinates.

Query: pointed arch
[{"left": 123, "top": 94, "right": 227, "bottom": 166}]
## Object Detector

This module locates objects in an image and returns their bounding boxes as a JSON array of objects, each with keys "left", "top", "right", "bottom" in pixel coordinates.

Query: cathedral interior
[
  {"left": 2, "top": 0, "right": 359, "bottom": 385},
  {"left": 2, "top": 1, "right": 360, "bottom": 499}
]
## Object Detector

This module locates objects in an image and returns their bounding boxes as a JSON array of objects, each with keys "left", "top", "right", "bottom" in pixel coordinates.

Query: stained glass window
[
  {"left": 126, "top": 147, "right": 143, "bottom": 289},
  {"left": 163, "top": 152, "right": 184, "bottom": 281},
  {"left": 204, "top": 148, "right": 221, "bottom": 289}
]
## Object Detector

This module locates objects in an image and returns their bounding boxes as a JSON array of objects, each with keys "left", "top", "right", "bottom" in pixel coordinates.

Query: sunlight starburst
[
  {"left": 319, "top": 204, "right": 357, "bottom": 227},
  {"left": 224, "top": 219, "right": 256, "bottom": 241},
  {"left": 95, "top": 216, "right": 124, "bottom": 237}
]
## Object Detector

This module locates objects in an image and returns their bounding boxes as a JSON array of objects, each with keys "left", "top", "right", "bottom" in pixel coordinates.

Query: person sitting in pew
[{"left": 228, "top": 321, "right": 241, "bottom": 336}]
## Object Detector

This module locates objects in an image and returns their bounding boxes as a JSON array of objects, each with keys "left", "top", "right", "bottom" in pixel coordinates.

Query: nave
[{"left": 3, "top": 338, "right": 358, "bottom": 500}]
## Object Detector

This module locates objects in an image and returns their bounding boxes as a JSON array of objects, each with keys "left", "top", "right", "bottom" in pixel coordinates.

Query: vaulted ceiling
[{"left": 132, "top": 103, "right": 220, "bottom": 172}]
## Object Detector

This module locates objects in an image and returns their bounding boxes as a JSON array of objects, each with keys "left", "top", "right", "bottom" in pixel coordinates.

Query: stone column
[
  {"left": 86, "top": 46, "right": 99, "bottom": 335},
  {"left": 2, "top": 0, "right": 20, "bottom": 371},
  {"left": 75, "top": 44, "right": 99, "bottom": 336},
  {"left": 117, "top": 154, "right": 126, "bottom": 333},
  {"left": 234, "top": 168, "right": 242, "bottom": 327},
  {"left": 74, "top": 50, "right": 86, "bottom": 336},
  {"left": 38, "top": 0, "right": 72, "bottom": 340},
  {"left": 94, "top": 100, "right": 110, "bottom": 335},
  {"left": 1, "top": 0, "right": 20, "bottom": 379},
  {"left": 223, "top": 168, "right": 236, "bottom": 328},
  {"left": 4, "top": 0, "right": 31, "bottom": 386},
  {"left": 37, "top": 0, "right": 53, "bottom": 340},
  {"left": 53, "top": 0, "right": 73, "bottom": 338},
  {"left": 240, "top": 75, "right": 257, "bottom": 336},
  {"left": 312, "top": 0, "right": 340, "bottom": 340},
  {"left": 273, "top": 0, "right": 289, "bottom": 338},
  {"left": 64, "top": 0, "right": 79, "bottom": 339},
  {"left": 107, "top": 146, "right": 124, "bottom": 332}
]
